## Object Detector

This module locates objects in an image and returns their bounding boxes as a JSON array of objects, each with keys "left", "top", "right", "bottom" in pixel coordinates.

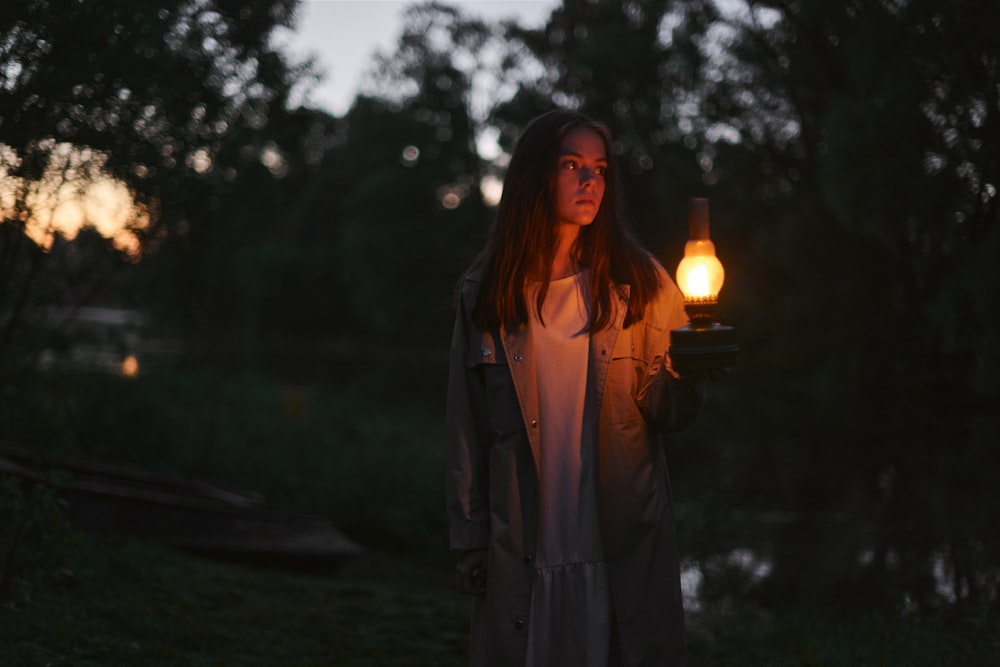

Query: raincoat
[{"left": 445, "top": 267, "right": 704, "bottom": 667}]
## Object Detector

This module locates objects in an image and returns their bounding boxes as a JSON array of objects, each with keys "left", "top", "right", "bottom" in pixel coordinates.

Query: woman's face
[{"left": 554, "top": 125, "right": 608, "bottom": 229}]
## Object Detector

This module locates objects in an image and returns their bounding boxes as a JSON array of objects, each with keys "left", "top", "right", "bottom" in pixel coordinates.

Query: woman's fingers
[{"left": 456, "top": 549, "right": 488, "bottom": 595}]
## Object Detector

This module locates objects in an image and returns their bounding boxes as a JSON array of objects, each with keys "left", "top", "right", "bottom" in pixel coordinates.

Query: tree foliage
[
  {"left": 0, "top": 0, "right": 311, "bottom": 369},
  {"left": 315, "top": 3, "right": 492, "bottom": 344}
]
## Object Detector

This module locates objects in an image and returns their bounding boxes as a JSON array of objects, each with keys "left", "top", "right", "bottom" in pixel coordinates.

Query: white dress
[{"left": 525, "top": 271, "right": 612, "bottom": 667}]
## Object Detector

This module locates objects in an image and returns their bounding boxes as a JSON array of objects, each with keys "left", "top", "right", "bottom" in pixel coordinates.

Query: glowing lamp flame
[
  {"left": 682, "top": 263, "right": 710, "bottom": 298},
  {"left": 677, "top": 241, "right": 725, "bottom": 302}
]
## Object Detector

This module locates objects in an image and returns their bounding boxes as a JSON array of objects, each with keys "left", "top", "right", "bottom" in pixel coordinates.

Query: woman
[{"left": 445, "top": 110, "right": 706, "bottom": 667}]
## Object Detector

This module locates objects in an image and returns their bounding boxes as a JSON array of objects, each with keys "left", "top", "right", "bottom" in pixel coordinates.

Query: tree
[
  {"left": 0, "top": 0, "right": 311, "bottom": 372},
  {"left": 327, "top": 3, "right": 493, "bottom": 345}
]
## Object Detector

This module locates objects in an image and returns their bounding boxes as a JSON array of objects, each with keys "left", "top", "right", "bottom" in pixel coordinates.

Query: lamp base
[{"left": 669, "top": 322, "right": 739, "bottom": 372}]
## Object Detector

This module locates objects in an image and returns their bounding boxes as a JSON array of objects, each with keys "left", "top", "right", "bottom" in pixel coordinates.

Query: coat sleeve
[
  {"left": 637, "top": 267, "right": 707, "bottom": 433},
  {"left": 444, "top": 282, "right": 491, "bottom": 552}
]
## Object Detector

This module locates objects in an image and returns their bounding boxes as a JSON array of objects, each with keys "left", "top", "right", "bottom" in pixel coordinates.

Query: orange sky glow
[{"left": 0, "top": 142, "right": 150, "bottom": 260}]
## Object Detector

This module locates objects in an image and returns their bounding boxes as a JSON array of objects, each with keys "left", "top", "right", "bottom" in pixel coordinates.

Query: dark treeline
[{"left": 2, "top": 0, "right": 998, "bottom": 625}]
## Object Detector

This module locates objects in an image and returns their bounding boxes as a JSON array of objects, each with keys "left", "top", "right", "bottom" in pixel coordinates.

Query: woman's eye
[{"left": 561, "top": 160, "right": 605, "bottom": 174}]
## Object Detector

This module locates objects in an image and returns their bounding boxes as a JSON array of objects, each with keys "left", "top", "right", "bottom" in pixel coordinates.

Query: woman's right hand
[{"left": 455, "top": 548, "right": 488, "bottom": 596}]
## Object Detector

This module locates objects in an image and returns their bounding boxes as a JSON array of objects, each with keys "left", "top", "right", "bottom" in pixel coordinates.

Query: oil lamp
[{"left": 668, "top": 198, "right": 739, "bottom": 372}]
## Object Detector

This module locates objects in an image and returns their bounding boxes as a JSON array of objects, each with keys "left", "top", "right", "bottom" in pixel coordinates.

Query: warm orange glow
[
  {"left": 676, "top": 238, "right": 725, "bottom": 301},
  {"left": 1, "top": 142, "right": 150, "bottom": 259},
  {"left": 120, "top": 354, "right": 140, "bottom": 378}
]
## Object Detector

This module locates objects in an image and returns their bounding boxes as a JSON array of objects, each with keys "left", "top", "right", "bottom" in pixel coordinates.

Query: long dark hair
[{"left": 466, "top": 109, "right": 660, "bottom": 332}]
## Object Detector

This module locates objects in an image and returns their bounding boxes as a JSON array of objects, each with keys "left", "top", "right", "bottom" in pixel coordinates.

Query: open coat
[{"left": 445, "top": 267, "right": 704, "bottom": 667}]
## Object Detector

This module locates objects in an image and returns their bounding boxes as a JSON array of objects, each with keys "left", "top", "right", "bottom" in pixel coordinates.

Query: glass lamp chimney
[{"left": 676, "top": 198, "right": 725, "bottom": 308}]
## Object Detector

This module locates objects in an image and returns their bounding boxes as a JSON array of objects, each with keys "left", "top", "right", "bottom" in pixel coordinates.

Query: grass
[
  {"left": 2, "top": 365, "right": 997, "bottom": 665},
  {"left": 2, "top": 537, "right": 471, "bottom": 666}
]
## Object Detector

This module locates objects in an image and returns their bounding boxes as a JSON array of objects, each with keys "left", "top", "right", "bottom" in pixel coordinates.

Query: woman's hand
[{"left": 455, "top": 548, "right": 488, "bottom": 596}]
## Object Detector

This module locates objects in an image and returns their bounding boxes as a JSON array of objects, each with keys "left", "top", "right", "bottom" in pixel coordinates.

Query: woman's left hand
[{"left": 455, "top": 548, "right": 488, "bottom": 596}]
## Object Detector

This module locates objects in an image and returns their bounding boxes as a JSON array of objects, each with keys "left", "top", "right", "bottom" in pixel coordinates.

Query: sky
[{"left": 277, "top": 0, "right": 559, "bottom": 117}]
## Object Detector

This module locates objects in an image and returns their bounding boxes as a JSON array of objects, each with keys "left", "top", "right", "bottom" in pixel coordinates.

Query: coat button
[
  {"left": 513, "top": 618, "right": 525, "bottom": 630},
  {"left": 513, "top": 354, "right": 522, "bottom": 362},
  {"left": 530, "top": 420, "right": 538, "bottom": 428},
  {"left": 481, "top": 347, "right": 491, "bottom": 357}
]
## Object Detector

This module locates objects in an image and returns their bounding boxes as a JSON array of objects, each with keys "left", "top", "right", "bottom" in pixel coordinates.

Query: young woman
[{"left": 445, "top": 110, "right": 706, "bottom": 667}]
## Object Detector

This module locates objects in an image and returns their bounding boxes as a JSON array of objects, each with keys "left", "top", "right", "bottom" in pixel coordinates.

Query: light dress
[{"left": 525, "top": 270, "right": 612, "bottom": 667}]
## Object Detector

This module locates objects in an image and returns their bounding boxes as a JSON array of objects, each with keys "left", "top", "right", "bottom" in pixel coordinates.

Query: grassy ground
[
  {"left": 3, "top": 535, "right": 471, "bottom": 666},
  {"left": 1, "top": 366, "right": 996, "bottom": 665},
  {"left": 4, "top": 532, "right": 990, "bottom": 667}
]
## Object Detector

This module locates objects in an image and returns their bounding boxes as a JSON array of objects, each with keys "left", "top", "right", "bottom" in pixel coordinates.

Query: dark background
[{"left": 2, "top": 0, "right": 998, "bottom": 661}]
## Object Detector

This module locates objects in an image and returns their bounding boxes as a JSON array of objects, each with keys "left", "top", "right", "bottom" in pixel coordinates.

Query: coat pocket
[{"left": 607, "top": 327, "right": 646, "bottom": 425}]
